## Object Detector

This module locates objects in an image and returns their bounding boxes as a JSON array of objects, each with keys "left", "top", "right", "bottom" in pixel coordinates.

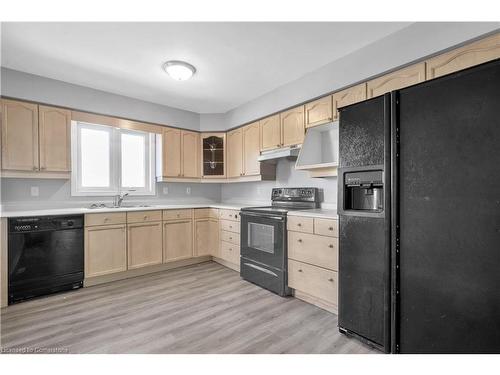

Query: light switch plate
[
  {"left": 163, "top": 186, "right": 169, "bottom": 195},
  {"left": 186, "top": 187, "right": 191, "bottom": 195},
  {"left": 30, "top": 186, "right": 39, "bottom": 197}
]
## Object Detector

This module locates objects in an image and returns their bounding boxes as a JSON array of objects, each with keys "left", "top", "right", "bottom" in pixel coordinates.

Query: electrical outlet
[
  {"left": 30, "top": 186, "right": 39, "bottom": 197},
  {"left": 186, "top": 187, "right": 191, "bottom": 195},
  {"left": 163, "top": 186, "right": 169, "bottom": 195}
]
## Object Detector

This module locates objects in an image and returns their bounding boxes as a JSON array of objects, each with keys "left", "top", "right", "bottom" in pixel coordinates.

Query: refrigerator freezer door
[
  {"left": 395, "top": 60, "right": 500, "bottom": 353},
  {"left": 338, "top": 95, "right": 392, "bottom": 352}
]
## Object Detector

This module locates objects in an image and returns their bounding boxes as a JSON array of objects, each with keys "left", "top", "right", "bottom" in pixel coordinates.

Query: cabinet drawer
[
  {"left": 220, "top": 240, "right": 240, "bottom": 264},
  {"left": 127, "top": 210, "right": 162, "bottom": 223},
  {"left": 220, "top": 230, "right": 240, "bottom": 246},
  {"left": 314, "top": 218, "right": 338, "bottom": 237},
  {"left": 288, "top": 259, "right": 337, "bottom": 305},
  {"left": 287, "top": 216, "right": 313, "bottom": 234},
  {"left": 220, "top": 219, "right": 240, "bottom": 233},
  {"left": 163, "top": 209, "right": 192, "bottom": 221},
  {"left": 219, "top": 209, "right": 240, "bottom": 222},
  {"left": 194, "top": 208, "right": 219, "bottom": 219},
  {"left": 288, "top": 231, "right": 338, "bottom": 270},
  {"left": 85, "top": 212, "right": 126, "bottom": 227}
]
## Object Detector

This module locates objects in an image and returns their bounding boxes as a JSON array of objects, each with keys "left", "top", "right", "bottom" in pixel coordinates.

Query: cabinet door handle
[
  {"left": 40, "top": 166, "right": 46, "bottom": 170},
  {"left": 329, "top": 244, "right": 334, "bottom": 248},
  {"left": 298, "top": 269, "right": 303, "bottom": 273},
  {"left": 298, "top": 239, "right": 302, "bottom": 243},
  {"left": 297, "top": 223, "right": 302, "bottom": 227},
  {"left": 328, "top": 278, "right": 334, "bottom": 282},
  {"left": 144, "top": 216, "right": 148, "bottom": 220},
  {"left": 33, "top": 166, "right": 38, "bottom": 171},
  {"left": 234, "top": 214, "right": 238, "bottom": 219},
  {"left": 276, "top": 144, "right": 281, "bottom": 148},
  {"left": 329, "top": 226, "right": 334, "bottom": 231}
]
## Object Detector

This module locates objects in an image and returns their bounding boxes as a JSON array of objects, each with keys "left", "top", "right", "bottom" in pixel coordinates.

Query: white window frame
[{"left": 71, "top": 121, "right": 156, "bottom": 196}]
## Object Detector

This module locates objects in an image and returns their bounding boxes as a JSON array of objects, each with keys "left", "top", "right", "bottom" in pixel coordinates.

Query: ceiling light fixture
[{"left": 162, "top": 60, "right": 196, "bottom": 81}]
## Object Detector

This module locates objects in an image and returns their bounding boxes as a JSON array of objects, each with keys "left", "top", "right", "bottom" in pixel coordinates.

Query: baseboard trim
[
  {"left": 212, "top": 257, "right": 240, "bottom": 272},
  {"left": 84, "top": 256, "right": 212, "bottom": 287},
  {"left": 293, "top": 289, "right": 338, "bottom": 314}
]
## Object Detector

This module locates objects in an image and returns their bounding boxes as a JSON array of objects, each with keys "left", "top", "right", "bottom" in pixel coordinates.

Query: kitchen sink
[{"left": 88, "top": 203, "right": 154, "bottom": 209}]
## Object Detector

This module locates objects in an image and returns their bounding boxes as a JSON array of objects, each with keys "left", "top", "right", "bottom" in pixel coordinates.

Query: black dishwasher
[{"left": 8, "top": 215, "right": 84, "bottom": 304}]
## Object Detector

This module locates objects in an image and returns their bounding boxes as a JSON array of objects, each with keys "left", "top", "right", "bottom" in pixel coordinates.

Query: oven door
[{"left": 240, "top": 211, "right": 286, "bottom": 270}]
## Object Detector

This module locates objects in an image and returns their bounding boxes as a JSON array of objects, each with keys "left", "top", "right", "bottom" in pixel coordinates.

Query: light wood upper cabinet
[
  {"left": 227, "top": 128, "right": 243, "bottom": 178},
  {"left": 332, "top": 83, "right": 367, "bottom": 120},
  {"left": 85, "top": 224, "right": 127, "bottom": 278},
  {"left": 242, "top": 122, "right": 261, "bottom": 176},
  {"left": 1, "top": 99, "right": 39, "bottom": 171},
  {"left": 181, "top": 130, "right": 200, "bottom": 178},
  {"left": 162, "top": 128, "right": 182, "bottom": 177},
  {"left": 305, "top": 96, "right": 333, "bottom": 128},
  {"left": 367, "top": 63, "right": 426, "bottom": 98},
  {"left": 38, "top": 105, "right": 71, "bottom": 172},
  {"left": 163, "top": 220, "right": 193, "bottom": 262},
  {"left": 280, "top": 106, "right": 305, "bottom": 147},
  {"left": 260, "top": 114, "right": 281, "bottom": 151},
  {"left": 127, "top": 222, "right": 163, "bottom": 269},
  {"left": 426, "top": 33, "right": 500, "bottom": 79}
]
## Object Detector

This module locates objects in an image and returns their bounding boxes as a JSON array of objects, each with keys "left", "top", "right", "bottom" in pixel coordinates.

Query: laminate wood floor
[{"left": 0, "top": 261, "right": 377, "bottom": 354}]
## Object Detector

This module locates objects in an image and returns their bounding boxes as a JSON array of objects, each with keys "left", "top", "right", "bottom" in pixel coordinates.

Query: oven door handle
[
  {"left": 239, "top": 212, "right": 285, "bottom": 221},
  {"left": 243, "top": 262, "right": 279, "bottom": 277}
]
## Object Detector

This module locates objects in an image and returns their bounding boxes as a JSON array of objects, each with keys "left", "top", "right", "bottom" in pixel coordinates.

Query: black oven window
[{"left": 247, "top": 222, "right": 275, "bottom": 254}]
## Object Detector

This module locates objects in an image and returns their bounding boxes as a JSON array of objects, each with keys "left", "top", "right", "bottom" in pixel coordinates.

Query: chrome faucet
[{"left": 113, "top": 192, "right": 129, "bottom": 208}]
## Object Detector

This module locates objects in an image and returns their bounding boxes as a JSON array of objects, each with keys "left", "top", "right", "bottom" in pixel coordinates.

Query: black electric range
[{"left": 239, "top": 187, "right": 320, "bottom": 296}]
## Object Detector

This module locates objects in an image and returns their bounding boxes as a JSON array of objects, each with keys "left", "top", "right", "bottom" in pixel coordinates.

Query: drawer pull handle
[
  {"left": 104, "top": 217, "right": 109, "bottom": 222},
  {"left": 328, "top": 278, "right": 334, "bottom": 282},
  {"left": 329, "top": 244, "right": 334, "bottom": 248},
  {"left": 298, "top": 269, "right": 303, "bottom": 273},
  {"left": 329, "top": 227, "right": 334, "bottom": 231},
  {"left": 144, "top": 216, "right": 148, "bottom": 219},
  {"left": 297, "top": 223, "right": 302, "bottom": 227},
  {"left": 298, "top": 239, "right": 302, "bottom": 243},
  {"left": 229, "top": 237, "right": 232, "bottom": 240}
]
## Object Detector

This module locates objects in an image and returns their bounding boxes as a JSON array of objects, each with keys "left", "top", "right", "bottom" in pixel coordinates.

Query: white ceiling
[{"left": 1, "top": 22, "right": 411, "bottom": 113}]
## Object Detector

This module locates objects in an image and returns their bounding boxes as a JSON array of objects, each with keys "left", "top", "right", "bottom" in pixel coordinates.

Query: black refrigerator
[{"left": 337, "top": 59, "right": 500, "bottom": 353}]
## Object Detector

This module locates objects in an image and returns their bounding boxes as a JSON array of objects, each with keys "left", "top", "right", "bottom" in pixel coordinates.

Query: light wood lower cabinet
[
  {"left": 287, "top": 215, "right": 339, "bottom": 313},
  {"left": 216, "top": 209, "right": 241, "bottom": 271},
  {"left": 288, "top": 259, "right": 338, "bottom": 309},
  {"left": 127, "top": 221, "right": 163, "bottom": 269},
  {"left": 195, "top": 218, "right": 219, "bottom": 257},
  {"left": 220, "top": 240, "right": 240, "bottom": 265},
  {"left": 163, "top": 219, "right": 193, "bottom": 262},
  {"left": 85, "top": 224, "right": 127, "bottom": 278},
  {"left": 288, "top": 231, "right": 338, "bottom": 271}
]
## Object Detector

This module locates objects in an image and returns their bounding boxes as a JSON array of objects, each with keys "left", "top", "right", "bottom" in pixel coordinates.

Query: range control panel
[{"left": 271, "top": 187, "right": 319, "bottom": 202}]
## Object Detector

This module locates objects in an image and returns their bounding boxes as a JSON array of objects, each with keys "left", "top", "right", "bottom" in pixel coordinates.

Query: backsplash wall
[
  {"left": 0, "top": 178, "right": 221, "bottom": 211},
  {"left": 220, "top": 159, "right": 338, "bottom": 208},
  {"left": 1, "top": 160, "right": 337, "bottom": 211}
]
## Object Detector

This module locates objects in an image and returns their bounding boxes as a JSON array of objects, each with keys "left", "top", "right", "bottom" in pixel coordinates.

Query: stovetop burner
[{"left": 241, "top": 187, "right": 320, "bottom": 215}]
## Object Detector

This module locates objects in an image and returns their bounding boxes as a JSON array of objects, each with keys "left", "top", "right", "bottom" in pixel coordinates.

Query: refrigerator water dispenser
[{"left": 344, "top": 170, "right": 383, "bottom": 212}]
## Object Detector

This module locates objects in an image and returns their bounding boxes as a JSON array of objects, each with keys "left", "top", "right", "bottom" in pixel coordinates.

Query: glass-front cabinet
[{"left": 201, "top": 132, "right": 226, "bottom": 178}]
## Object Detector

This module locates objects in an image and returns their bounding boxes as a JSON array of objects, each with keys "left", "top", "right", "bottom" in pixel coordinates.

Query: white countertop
[
  {"left": 0, "top": 202, "right": 253, "bottom": 218},
  {"left": 287, "top": 209, "right": 338, "bottom": 219}
]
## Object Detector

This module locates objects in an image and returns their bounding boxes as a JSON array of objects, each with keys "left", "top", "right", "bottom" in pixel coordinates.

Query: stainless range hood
[{"left": 258, "top": 145, "right": 301, "bottom": 162}]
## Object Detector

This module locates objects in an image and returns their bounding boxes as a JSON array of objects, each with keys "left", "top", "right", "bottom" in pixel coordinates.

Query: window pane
[
  {"left": 81, "top": 127, "right": 110, "bottom": 187},
  {"left": 121, "top": 132, "right": 146, "bottom": 188}
]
